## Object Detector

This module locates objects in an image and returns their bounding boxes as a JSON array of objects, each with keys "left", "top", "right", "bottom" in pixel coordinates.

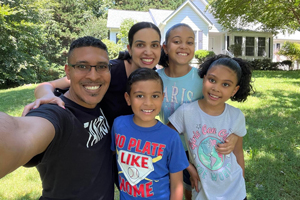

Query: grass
[{"left": 0, "top": 71, "right": 299, "bottom": 199}]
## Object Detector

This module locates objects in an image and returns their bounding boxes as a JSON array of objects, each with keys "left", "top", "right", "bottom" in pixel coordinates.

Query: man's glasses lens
[{"left": 68, "top": 64, "right": 111, "bottom": 73}]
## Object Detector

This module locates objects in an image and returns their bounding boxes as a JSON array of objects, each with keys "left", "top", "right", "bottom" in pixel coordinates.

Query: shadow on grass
[
  {"left": 0, "top": 193, "right": 39, "bottom": 200},
  {"left": 242, "top": 88, "right": 300, "bottom": 199},
  {"left": 253, "top": 70, "right": 300, "bottom": 79}
]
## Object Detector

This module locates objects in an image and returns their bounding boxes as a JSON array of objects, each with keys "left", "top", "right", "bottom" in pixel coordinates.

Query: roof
[
  {"left": 161, "top": 0, "right": 212, "bottom": 26},
  {"left": 107, "top": 0, "right": 213, "bottom": 29},
  {"left": 149, "top": 9, "right": 173, "bottom": 25},
  {"left": 107, "top": 9, "right": 153, "bottom": 29},
  {"left": 274, "top": 31, "right": 300, "bottom": 41}
]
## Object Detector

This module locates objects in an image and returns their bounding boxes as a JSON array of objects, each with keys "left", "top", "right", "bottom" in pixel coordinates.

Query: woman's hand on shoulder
[{"left": 22, "top": 94, "right": 65, "bottom": 116}]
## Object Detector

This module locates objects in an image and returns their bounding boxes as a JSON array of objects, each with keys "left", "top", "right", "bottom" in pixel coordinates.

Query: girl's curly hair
[{"left": 198, "top": 54, "right": 254, "bottom": 102}]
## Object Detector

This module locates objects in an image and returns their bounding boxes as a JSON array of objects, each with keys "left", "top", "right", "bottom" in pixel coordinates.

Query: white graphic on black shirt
[{"left": 84, "top": 109, "right": 109, "bottom": 148}]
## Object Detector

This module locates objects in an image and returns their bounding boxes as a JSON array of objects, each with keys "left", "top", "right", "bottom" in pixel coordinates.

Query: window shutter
[{"left": 198, "top": 31, "right": 203, "bottom": 49}]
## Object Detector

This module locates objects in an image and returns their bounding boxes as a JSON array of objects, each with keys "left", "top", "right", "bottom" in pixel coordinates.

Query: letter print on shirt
[
  {"left": 190, "top": 124, "right": 232, "bottom": 172},
  {"left": 84, "top": 109, "right": 110, "bottom": 148},
  {"left": 118, "top": 150, "right": 155, "bottom": 186}
]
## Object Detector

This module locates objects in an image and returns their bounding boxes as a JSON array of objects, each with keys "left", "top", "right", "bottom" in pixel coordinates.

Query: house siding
[
  {"left": 109, "top": 29, "right": 119, "bottom": 44},
  {"left": 163, "top": 5, "right": 209, "bottom": 51},
  {"left": 193, "top": 0, "right": 223, "bottom": 32}
]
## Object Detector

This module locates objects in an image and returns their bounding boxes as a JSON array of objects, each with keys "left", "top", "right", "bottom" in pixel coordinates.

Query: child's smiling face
[
  {"left": 202, "top": 65, "right": 240, "bottom": 108},
  {"left": 163, "top": 25, "right": 195, "bottom": 66},
  {"left": 125, "top": 79, "right": 164, "bottom": 127}
]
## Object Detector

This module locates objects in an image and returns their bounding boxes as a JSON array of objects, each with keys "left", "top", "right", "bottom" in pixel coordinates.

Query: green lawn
[{"left": 0, "top": 71, "right": 299, "bottom": 199}]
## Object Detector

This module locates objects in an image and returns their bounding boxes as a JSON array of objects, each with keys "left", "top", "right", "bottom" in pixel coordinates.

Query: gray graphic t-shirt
[{"left": 169, "top": 101, "right": 247, "bottom": 200}]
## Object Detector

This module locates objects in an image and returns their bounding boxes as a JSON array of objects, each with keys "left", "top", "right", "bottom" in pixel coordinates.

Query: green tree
[
  {"left": 0, "top": 0, "right": 111, "bottom": 88},
  {"left": 111, "top": 0, "right": 185, "bottom": 11},
  {"left": 278, "top": 41, "right": 300, "bottom": 64},
  {"left": 79, "top": 17, "right": 108, "bottom": 40},
  {"left": 0, "top": 2, "right": 48, "bottom": 87},
  {"left": 208, "top": 0, "right": 300, "bottom": 33},
  {"left": 102, "top": 39, "right": 124, "bottom": 60},
  {"left": 117, "top": 18, "right": 136, "bottom": 48}
]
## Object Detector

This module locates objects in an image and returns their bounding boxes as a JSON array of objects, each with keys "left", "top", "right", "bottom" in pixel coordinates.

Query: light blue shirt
[{"left": 157, "top": 67, "right": 203, "bottom": 150}]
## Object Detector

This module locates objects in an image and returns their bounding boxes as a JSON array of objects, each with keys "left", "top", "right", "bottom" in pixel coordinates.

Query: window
[
  {"left": 234, "top": 36, "right": 242, "bottom": 56},
  {"left": 194, "top": 30, "right": 203, "bottom": 50},
  {"left": 198, "top": 31, "right": 203, "bottom": 50},
  {"left": 246, "top": 37, "right": 254, "bottom": 56},
  {"left": 194, "top": 31, "right": 197, "bottom": 50},
  {"left": 227, "top": 36, "right": 230, "bottom": 50},
  {"left": 276, "top": 43, "right": 280, "bottom": 50},
  {"left": 116, "top": 33, "right": 119, "bottom": 43},
  {"left": 258, "top": 37, "right": 266, "bottom": 56}
]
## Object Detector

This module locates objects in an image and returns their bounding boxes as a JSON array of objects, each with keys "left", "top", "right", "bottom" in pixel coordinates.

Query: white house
[
  {"left": 107, "top": 0, "right": 298, "bottom": 68},
  {"left": 273, "top": 31, "right": 300, "bottom": 69}
]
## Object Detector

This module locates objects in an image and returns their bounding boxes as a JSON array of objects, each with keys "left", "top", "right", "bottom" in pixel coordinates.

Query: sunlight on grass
[{"left": 0, "top": 167, "right": 41, "bottom": 199}]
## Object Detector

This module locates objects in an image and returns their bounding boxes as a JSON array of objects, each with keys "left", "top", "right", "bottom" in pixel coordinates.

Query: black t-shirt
[
  {"left": 99, "top": 59, "right": 133, "bottom": 127},
  {"left": 26, "top": 96, "right": 114, "bottom": 200}
]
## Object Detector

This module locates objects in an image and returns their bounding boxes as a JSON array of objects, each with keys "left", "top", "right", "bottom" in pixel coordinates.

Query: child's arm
[
  {"left": 167, "top": 122, "right": 177, "bottom": 132},
  {"left": 22, "top": 77, "right": 69, "bottom": 116},
  {"left": 233, "top": 137, "right": 245, "bottom": 177},
  {"left": 170, "top": 171, "right": 184, "bottom": 200},
  {"left": 186, "top": 162, "right": 200, "bottom": 192},
  {"left": 215, "top": 133, "right": 239, "bottom": 155}
]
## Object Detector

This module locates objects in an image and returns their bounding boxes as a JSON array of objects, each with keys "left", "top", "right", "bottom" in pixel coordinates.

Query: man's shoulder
[
  {"left": 27, "top": 103, "right": 67, "bottom": 116},
  {"left": 26, "top": 103, "right": 72, "bottom": 126}
]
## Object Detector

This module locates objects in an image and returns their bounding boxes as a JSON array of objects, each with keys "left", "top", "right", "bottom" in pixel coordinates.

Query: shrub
[
  {"left": 248, "top": 59, "right": 289, "bottom": 71},
  {"left": 277, "top": 41, "right": 300, "bottom": 63},
  {"left": 194, "top": 50, "right": 215, "bottom": 64},
  {"left": 229, "top": 44, "right": 242, "bottom": 56},
  {"left": 102, "top": 39, "right": 124, "bottom": 60}
]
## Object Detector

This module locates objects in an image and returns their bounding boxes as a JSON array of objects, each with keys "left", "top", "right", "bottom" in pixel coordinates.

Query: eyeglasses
[{"left": 68, "top": 63, "right": 111, "bottom": 74}]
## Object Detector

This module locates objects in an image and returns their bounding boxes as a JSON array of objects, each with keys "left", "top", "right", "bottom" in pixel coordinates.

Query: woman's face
[{"left": 127, "top": 28, "right": 161, "bottom": 69}]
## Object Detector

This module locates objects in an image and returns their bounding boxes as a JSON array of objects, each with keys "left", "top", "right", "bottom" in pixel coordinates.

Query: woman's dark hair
[
  {"left": 126, "top": 68, "right": 163, "bottom": 94},
  {"left": 159, "top": 23, "right": 194, "bottom": 68},
  {"left": 198, "top": 54, "right": 254, "bottom": 102},
  {"left": 118, "top": 22, "right": 161, "bottom": 64}
]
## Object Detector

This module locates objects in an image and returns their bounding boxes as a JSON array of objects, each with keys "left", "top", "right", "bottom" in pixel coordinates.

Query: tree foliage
[
  {"left": 117, "top": 18, "right": 136, "bottom": 48},
  {"left": 102, "top": 39, "right": 124, "bottom": 60},
  {"left": 0, "top": 0, "right": 109, "bottom": 88},
  {"left": 278, "top": 41, "right": 300, "bottom": 62},
  {"left": 208, "top": 0, "right": 300, "bottom": 33},
  {"left": 0, "top": 0, "right": 189, "bottom": 88},
  {"left": 0, "top": 2, "right": 47, "bottom": 87},
  {"left": 112, "top": 0, "right": 185, "bottom": 11}
]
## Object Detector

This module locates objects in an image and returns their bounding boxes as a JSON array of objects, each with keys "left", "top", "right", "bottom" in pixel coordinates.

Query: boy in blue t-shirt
[{"left": 111, "top": 68, "right": 189, "bottom": 200}]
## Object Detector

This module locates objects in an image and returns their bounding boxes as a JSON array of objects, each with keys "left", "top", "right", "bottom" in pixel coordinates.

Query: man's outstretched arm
[{"left": 0, "top": 112, "right": 55, "bottom": 178}]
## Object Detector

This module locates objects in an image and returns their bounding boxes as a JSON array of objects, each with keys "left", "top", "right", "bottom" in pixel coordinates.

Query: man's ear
[
  {"left": 124, "top": 92, "right": 131, "bottom": 106},
  {"left": 231, "top": 85, "right": 240, "bottom": 97},
  {"left": 65, "top": 64, "right": 71, "bottom": 80}
]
